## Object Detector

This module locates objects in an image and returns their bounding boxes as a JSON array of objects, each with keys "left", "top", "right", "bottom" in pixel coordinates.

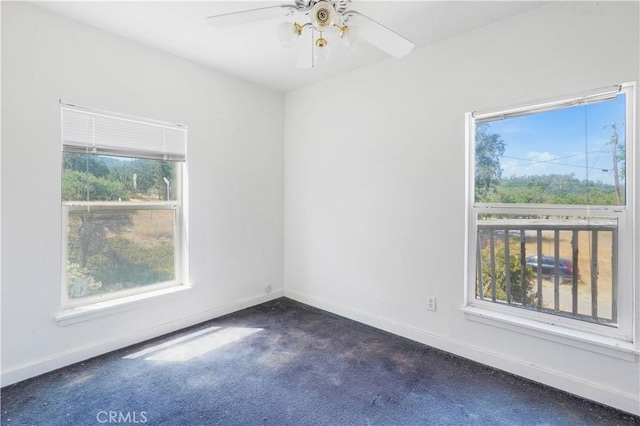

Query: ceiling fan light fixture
[
  {"left": 277, "top": 21, "right": 303, "bottom": 48},
  {"left": 208, "top": 0, "right": 415, "bottom": 67},
  {"left": 341, "top": 25, "right": 362, "bottom": 51}
]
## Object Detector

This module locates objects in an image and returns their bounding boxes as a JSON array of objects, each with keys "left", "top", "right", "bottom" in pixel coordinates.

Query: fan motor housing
[{"left": 311, "top": 1, "right": 335, "bottom": 30}]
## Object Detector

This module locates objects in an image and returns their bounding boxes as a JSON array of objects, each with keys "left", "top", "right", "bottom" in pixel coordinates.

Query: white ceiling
[{"left": 33, "top": 1, "right": 551, "bottom": 92}]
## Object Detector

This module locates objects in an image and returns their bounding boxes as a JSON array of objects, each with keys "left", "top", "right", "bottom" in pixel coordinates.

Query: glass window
[
  {"left": 474, "top": 92, "right": 626, "bottom": 206},
  {"left": 61, "top": 105, "right": 186, "bottom": 307},
  {"left": 466, "top": 84, "right": 634, "bottom": 340}
]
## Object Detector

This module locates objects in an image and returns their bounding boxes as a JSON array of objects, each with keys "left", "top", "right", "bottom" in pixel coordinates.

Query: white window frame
[
  {"left": 464, "top": 83, "right": 636, "bottom": 345},
  {"left": 60, "top": 103, "right": 188, "bottom": 309}
]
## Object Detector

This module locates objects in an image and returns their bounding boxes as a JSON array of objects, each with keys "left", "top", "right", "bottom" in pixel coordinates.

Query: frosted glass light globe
[
  {"left": 342, "top": 25, "right": 362, "bottom": 51},
  {"left": 313, "top": 45, "right": 330, "bottom": 64},
  {"left": 277, "top": 22, "right": 299, "bottom": 48}
]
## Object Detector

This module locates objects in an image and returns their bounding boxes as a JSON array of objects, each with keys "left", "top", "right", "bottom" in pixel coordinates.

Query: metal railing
[{"left": 476, "top": 219, "right": 617, "bottom": 325}]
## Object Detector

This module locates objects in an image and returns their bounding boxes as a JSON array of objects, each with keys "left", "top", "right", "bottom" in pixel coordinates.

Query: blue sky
[{"left": 484, "top": 94, "right": 626, "bottom": 186}]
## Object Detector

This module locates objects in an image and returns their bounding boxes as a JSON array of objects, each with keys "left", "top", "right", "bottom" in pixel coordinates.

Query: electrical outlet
[
  {"left": 426, "top": 296, "right": 436, "bottom": 311},
  {"left": 264, "top": 283, "right": 272, "bottom": 294}
]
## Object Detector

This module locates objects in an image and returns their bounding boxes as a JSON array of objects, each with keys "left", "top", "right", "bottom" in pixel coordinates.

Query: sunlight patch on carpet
[{"left": 124, "top": 326, "right": 262, "bottom": 362}]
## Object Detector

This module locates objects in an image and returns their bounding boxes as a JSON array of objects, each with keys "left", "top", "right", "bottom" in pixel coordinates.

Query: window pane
[
  {"left": 66, "top": 209, "right": 176, "bottom": 299},
  {"left": 475, "top": 94, "right": 626, "bottom": 205},
  {"left": 63, "top": 153, "right": 177, "bottom": 202}
]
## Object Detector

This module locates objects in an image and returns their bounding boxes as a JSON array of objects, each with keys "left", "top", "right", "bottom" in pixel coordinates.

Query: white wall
[
  {"left": 1, "top": 2, "right": 284, "bottom": 384},
  {"left": 284, "top": 1, "right": 640, "bottom": 415}
]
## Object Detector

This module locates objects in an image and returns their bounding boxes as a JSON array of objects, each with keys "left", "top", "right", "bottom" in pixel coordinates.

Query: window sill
[
  {"left": 463, "top": 305, "right": 639, "bottom": 362},
  {"left": 55, "top": 285, "right": 192, "bottom": 327}
]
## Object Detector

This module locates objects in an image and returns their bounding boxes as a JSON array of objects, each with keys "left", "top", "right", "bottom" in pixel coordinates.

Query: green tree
[
  {"left": 617, "top": 140, "right": 626, "bottom": 180},
  {"left": 475, "top": 124, "right": 505, "bottom": 201},
  {"left": 479, "top": 237, "right": 535, "bottom": 304},
  {"left": 608, "top": 123, "right": 625, "bottom": 204},
  {"left": 485, "top": 174, "right": 619, "bottom": 205},
  {"left": 63, "top": 153, "right": 109, "bottom": 177},
  {"left": 86, "top": 237, "right": 174, "bottom": 290},
  {"left": 104, "top": 159, "right": 175, "bottom": 200},
  {"left": 62, "top": 170, "right": 126, "bottom": 201},
  {"left": 67, "top": 211, "right": 133, "bottom": 268}
]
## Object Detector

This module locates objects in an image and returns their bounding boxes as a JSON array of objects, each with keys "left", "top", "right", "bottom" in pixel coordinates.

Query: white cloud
[{"left": 526, "top": 151, "right": 559, "bottom": 165}]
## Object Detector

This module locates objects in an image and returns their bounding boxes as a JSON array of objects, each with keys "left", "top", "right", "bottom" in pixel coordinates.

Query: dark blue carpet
[{"left": 2, "top": 298, "right": 638, "bottom": 425}]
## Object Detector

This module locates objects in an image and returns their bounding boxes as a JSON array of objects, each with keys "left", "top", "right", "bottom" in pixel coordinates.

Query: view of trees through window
[
  {"left": 473, "top": 92, "right": 626, "bottom": 324},
  {"left": 475, "top": 93, "right": 626, "bottom": 205},
  {"left": 63, "top": 153, "right": 177, "bottom": 300}
]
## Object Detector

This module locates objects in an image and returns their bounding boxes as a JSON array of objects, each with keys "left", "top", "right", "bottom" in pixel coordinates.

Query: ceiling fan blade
[
  {"left": 207, "top": 5, "right": 297, "bottom": 27},
  {"left": 343, "top": 11, "right": 414, "bottom": 58},
  {"left": 296, "top": 28, "right": 314, "bottom": 69}
]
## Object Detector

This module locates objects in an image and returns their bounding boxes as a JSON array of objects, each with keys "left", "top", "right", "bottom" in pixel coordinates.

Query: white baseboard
[
  {"left": 284, "top": 289, "right": 640, "bottom": 417},
  {"left": 1, "top": 290, "right": 284, "bottom": 387}
]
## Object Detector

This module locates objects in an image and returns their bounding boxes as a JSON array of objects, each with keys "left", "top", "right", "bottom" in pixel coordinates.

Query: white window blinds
[{"left": 61, "top": 103, "right": 187, "bottom": 162}]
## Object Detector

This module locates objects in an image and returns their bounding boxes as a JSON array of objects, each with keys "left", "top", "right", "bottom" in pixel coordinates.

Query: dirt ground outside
[{"left": 126, "top": 209, "right": 175, "bottom": 246}]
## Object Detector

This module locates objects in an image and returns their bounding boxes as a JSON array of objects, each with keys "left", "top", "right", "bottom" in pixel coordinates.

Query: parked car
[{"left": 525, "top": 255, "right": 576, "bottom": 283}]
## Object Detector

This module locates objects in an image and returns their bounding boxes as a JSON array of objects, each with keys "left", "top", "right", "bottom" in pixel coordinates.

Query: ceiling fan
[{"left": 206, "top": 0, "right": 415, "bottom": 68}]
